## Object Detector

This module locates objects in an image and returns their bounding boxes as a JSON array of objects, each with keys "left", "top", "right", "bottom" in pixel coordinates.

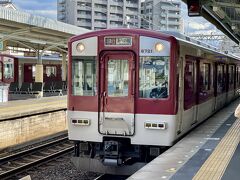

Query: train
[
  {"left": 0, "top": 54, "right": 63, "bottom": 85},
  {"left": 67, "top": 29, "right": 240, "bottom": 174}
]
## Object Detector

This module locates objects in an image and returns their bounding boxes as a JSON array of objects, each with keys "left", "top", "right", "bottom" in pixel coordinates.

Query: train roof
[
  {"left": 16, "top": 56, "right": 62, "bottom": 61},
  {"left": 70, "top": 28, "right": 240, "bottom": 61},
  {"left": 161, "top": 31, "right": 240, "bottom": 60}
]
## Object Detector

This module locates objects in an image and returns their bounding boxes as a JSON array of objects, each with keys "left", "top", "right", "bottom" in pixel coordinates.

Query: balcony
[
  {"left": 58, "top": 0, "right": 65, "bottom": 4},
  {"left": 77, "top": 14, "right": 92, "bottom": 19},
  {"left": 126, "top": 9, "right": 138, "bottom": 14},
  {"left": 95, "top": 6, "right": 107, "bottom": 13},
  {"left": 110, "top": 23, "right": 123, "bottom": 28},
  {"left": 77, "top": 21, "right": 92, "bottom": 27},
  {"left": 94, "top": 22, "right": 107, "bottom": 28},
  {"left": 128, "top": 18, "right": 138, "bottom": 24},
  {"left": 125, "top": 2, "right": 138, "bottom": 8},
  {"left": 110, "top": 15, "right": 123, "bottom": 22},
  {"left": 98, "top": 0, "right": 108, "bottom": 5},
  {"left": 95, "top": 14, "right": 107, "bottom": 20},
  {"left": 161, "top": 6, "right": 180, "bottom": 12},
  {"left": 58, "top": 6, "right": 65, "bottom": 12},
  {"left": 79, "top": 0, "right": 92, "bottom": 3},
  {"left": 110, "top": 1, "right": 124, "bottom": 6},
  {"left": 167, "top": 13, "right": 180, "bottom": 18},
  {"left": 167, "top": 20, "right": 180, "bottom": 26},
  {"left": 78, "top": 6, "right": 92, "bottom": 11}
]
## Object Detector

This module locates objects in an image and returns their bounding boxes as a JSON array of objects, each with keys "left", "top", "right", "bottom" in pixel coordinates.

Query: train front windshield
[
  {"left": 72, "top": 56, "right": 96, "bottom": 96},
  {"left": 139, "top": 56, "right": 169, "bottom": 99}
]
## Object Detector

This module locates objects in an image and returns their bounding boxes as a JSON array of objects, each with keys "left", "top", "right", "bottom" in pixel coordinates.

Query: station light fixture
[
  {"left": 213, "top": 6, "right": 225, "bottom": 19},
  {"left": 76, "top": 42, "right": 85, "bottom": 52}
]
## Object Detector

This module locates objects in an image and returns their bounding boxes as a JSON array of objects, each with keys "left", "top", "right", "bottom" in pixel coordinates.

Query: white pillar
[
  {"left": 35, "top": 50, "right": 43, "bottom": 97},
  {"left": 62, "top": 53, "right": 67, "bottom": 81}
]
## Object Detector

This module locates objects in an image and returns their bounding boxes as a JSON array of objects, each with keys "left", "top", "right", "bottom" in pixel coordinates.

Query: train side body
[{"left": 67, "top": 29, "right": 240, "bottom": 174}]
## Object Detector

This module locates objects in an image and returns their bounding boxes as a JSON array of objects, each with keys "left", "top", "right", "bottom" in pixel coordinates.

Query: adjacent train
[
  {"left": 0, "top": 54, "right": 62, "bottom": 84},
  {"left": 67, "top": 29, "right": 240, "bottom": 174}
]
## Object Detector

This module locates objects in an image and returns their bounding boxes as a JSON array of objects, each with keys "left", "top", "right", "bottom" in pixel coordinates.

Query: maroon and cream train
[
  {"left": 0, "top": 54, "right": 62, "bottom": 84},
  {"left": 67, "top": 29, "right": 240, "bottom": 174}
]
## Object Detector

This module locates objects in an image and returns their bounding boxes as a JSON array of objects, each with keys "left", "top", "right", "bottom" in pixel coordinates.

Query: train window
[
  {"left": 217, "top": 64, "right": 225, "bottom": 93},
  {"left": 229, "top": 65, "right": 234, "bottom": 85},
  {"left": 238, "top": 67, "right": 240, "bottom": 86},
  {"left": 46, "top": 66, "right": 57, "bottom": 77},
  {"left": 184, "top": 61, "right": 195, "bottom": 110},
  {"left": 72, "top": 56, "right": 96, "bottom": 96},
  {"left": 107, "top": 60, "right": 129, "bottom": 97},
  {"left": 4, "top": 62, "right": 14, "bottom": 79},
  {"left": 0, "top": 62, "right": 2, "bottom": 81},
  {"left": 139, "top": 56, "right": 169, "bottom": 99},
  {"left": 199, "top": 63, "right": 211, "bottom": 91}
]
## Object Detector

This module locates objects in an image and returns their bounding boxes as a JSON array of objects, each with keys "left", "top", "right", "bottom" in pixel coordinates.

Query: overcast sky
[{"left": 12, "top": 0, "right": 220, "bottom": 37}]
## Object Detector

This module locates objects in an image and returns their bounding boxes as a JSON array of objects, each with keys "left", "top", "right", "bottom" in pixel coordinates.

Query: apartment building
[
  {"left": 57, "top": 0, "right": 141, "bottom": 30},
  {"left": 141, "top": 0, "right": 181, "bottom": 32},
  {"left": 0, "top": 0, "right": 16, "bottom": 9}
]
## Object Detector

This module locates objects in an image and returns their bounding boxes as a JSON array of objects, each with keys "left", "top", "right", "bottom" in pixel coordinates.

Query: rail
[{"left": 0, "top": 136, "right": 74, "bottom": 179}]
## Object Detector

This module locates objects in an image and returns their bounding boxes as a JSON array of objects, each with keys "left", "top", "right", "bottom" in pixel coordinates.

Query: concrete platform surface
[
  {"left": 0, "top": 96, "right": 67, "bottom": 120},
  {"left": 128, "top": 99, "right": 240, "bottom": 180}
]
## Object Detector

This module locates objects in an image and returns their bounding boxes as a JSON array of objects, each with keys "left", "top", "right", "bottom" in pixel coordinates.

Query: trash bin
[{"left": 0, "top": 84, "right": 9, "bottom": 102}]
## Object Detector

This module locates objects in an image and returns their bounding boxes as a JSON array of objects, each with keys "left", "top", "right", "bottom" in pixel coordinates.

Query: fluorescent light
[
  {"left": 29, "top": 39, "right": 47, "bottom": 45},
  {"left": 213, "top": 6, "right": 225, "bottom": 19}
]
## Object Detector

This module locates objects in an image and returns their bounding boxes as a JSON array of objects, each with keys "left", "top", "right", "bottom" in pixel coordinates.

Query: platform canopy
[
  {"left": 183, "top": 0, "right": 240, "bottom": 45},
  {"left": 0, "top": 6, "right": 89, "bottom": 53}
]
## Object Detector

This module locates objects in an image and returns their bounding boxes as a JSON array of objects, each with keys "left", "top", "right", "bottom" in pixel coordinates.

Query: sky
[
  {"left": 12, "top": 0, "right": 220, "bottom": 37},
  {"left": 13, "top": 0, "right": 57, "bottom": 19}
]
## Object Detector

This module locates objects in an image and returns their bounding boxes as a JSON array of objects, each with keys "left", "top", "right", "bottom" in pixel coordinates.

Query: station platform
[
  {"left": 128, "top": 99, "right": 240, "bottom": 180},
  {"left": 0, "top": 96, "right": 67, "bottom": 121},
  {"left": 0, "top": 96, "right": 67, "bottom": 150}
]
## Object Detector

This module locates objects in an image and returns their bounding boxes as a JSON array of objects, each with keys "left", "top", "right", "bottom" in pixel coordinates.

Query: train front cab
[{"left": 67, "top": 30, "right": 179, "bottom": 174}]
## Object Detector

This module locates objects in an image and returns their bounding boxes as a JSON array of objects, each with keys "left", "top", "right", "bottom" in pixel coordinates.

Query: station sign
[{"left": 24, "top": 51, "right": 36, "bottom": 57}]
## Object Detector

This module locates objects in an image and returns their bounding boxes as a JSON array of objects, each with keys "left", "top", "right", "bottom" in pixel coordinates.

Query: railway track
[{"left": 0, "top": 136, "right": 74, "bottom": 179}]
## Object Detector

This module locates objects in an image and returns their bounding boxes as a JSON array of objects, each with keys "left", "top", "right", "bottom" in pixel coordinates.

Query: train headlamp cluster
[
  {"left": 71, "top": 118, "right": 91, "bottom": 126},
  {"left": 76, "top": 43, "right": 85, "bottom": 52},
  {"left": 155, "top": 43, "right": 164, "bottom": 52}
]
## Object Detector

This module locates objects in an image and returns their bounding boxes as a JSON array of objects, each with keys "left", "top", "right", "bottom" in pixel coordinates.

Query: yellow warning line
[{"left": 193, "top": 118, "right": 240, "bottom": 180}]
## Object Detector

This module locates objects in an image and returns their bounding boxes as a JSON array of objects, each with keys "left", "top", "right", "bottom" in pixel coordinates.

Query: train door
[
  {"left": 99, "top": 52, "right": 135, "bottom": 136},
  {"left": 24, "top": 64, "right": 34, "bottom": 82},
  {"left": 183, "top": 57, "right": 198, "bottom": 127}
]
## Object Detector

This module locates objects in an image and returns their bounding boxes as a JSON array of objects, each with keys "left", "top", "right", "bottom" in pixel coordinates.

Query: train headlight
[
  {"left": 155, "top": 43, "right": 164, "bottom": 52},
  {"left": 76, "top": 43, "right": 85, "bottom": 52}
]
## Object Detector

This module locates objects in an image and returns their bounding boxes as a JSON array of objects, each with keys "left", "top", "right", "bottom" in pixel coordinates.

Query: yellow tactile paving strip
[
  {"left": 193, "top": 118, "right": 240, "bottom": 180},
  {"left": 0, "top": 96, "right": 67, "bottom": 120}
]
